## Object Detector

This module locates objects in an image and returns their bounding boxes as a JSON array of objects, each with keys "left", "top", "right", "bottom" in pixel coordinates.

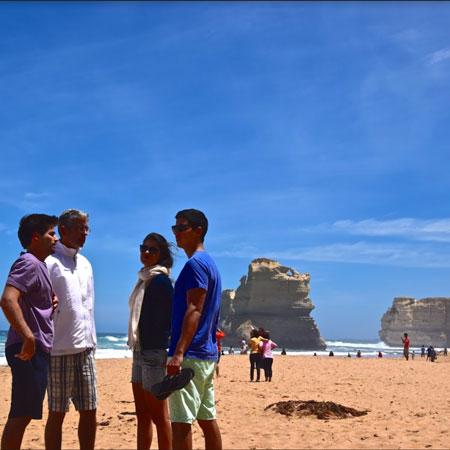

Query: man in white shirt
[{"left": 44, "top": 209, "right": 97, "bottom": 450}]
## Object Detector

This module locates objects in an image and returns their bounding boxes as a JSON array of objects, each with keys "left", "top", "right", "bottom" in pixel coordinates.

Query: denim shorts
[
  {"left": 131, "top": 349, "right": 167, "bottom": 392},
  {"left": 6, "top": 342, "right": 50, "bottom": 419}
]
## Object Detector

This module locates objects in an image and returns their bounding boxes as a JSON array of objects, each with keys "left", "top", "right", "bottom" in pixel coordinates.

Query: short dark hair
[
  {"left": 143, "top": 232, "right": 174, "bottom": 269},
  {"left": 18, "top": 214, "right": 59, "bottom": 248},
  {"left": 175, "top": 209, "right": 208, "bottom": 242}
]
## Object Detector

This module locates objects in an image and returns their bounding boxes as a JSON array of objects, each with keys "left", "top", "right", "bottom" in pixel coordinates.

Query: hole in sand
[{"left": 265, "top": 400, "right": 368, "bottom": 420}]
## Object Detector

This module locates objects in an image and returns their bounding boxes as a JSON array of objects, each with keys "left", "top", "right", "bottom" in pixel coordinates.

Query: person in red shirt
[
  {"left": 215, "top": 328, "right": 226, "bottom": 377},
  {"left": 401, "top": 332, "right": 410, "bottom": 360}
]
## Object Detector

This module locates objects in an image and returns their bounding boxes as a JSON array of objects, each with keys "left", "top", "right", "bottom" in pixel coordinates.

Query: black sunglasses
[
  {"left": 140, "top": 245, "right": 159, "bottom": 254},
  {"left": 171, "top": 224, "right": 193, "bottom": 233}
]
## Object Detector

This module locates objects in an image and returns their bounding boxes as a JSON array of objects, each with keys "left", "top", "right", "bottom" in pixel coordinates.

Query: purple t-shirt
[{"left": 5, "top": 252, "right": 54, "bottom": 353}]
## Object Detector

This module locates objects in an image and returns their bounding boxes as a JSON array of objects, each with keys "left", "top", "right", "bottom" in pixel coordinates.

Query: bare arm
[
  {"left": 0, "top": 285, "right": 35, "bottom": 360},
  {"left": 167, "top": 287, "right": 207, "bottom": 375}
]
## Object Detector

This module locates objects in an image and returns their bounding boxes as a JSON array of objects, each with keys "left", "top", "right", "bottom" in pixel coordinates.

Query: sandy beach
[{"left": 1, "top": 354, "right": 449, "bottom": 449}]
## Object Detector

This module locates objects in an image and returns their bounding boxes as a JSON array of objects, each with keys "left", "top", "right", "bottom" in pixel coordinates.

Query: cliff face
[
  {"left": 220, "top": 258, "right": 326, "bottom": 350},
  {"left": 379, "top": 297, "right": 450, "bottom": 346}
]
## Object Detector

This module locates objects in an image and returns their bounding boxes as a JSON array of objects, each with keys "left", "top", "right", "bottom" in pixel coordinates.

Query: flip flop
[{"left": 150, "top": 368, "right": 195, "bottom": 401}]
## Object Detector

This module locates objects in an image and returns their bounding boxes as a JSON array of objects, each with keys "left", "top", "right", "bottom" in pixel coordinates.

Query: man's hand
[
  {"left": 52, "top": 292, "right": 59, "bottom": 313},
  {"left": 15, "top": 336, "right": 35, "bottom": 361},
  {"left": 167, "top": 353, "right": 183, "bottom": 376}
]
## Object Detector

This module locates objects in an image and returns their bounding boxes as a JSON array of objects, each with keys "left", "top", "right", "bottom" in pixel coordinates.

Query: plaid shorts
[{"left": 47, "top": 348, "right": 97, "bottom": 412}]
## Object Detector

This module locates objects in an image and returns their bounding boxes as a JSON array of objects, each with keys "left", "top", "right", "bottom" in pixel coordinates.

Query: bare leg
[
  {"left": 2, "top": 416, "right": 32, "bottom": 450},
  {"left": 45, "top": 411, "right": 66, "bottom": 450},
  {"left": 133, "top": 382, "right": 152, "bottom": 450},
  {"left": 172, "top": 422, "right": 192, "bottom": 450},
  {"left": 198, "top": 419, "right": 222, "bottom": 450},
  {"left": 78, "top": 409, "right": 96, "bottom": 450},
  {"left": 143, "top": 390, "right": 171, "bottom": 450}
]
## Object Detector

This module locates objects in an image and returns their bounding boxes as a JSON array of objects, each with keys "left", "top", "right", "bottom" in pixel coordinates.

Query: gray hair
[{"left": 58, "top": 209, "right": 89, "bottom": 230}]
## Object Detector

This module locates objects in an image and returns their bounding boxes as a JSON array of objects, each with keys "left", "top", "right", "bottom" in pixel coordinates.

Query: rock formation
[
  {"left": 219, "top": 258, "right": 326, "bottom": 350},
  {"left": 379, "top": 297, "right": 450, "bottom": 347}
]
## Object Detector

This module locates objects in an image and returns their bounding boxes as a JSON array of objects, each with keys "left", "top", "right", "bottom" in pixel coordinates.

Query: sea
[{"left": 0, "top": 331, "right": 426, "bottom": 366}]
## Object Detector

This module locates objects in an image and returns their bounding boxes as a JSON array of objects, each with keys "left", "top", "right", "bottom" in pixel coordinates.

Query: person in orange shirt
[{"left": 215, "top": 328, "right": 226, "bottom": 377}]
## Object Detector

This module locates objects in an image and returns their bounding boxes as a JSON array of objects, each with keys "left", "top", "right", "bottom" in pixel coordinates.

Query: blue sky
[{"left": 1, "top": 1, "right": 450, "bottom": 340}]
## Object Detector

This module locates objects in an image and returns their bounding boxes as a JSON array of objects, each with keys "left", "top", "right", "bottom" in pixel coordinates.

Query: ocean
[{"left": 0, "top": 331, "right": 426, "bottom": 366}]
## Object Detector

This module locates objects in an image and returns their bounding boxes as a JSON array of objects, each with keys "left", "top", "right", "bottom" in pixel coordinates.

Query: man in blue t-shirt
[{"left": 167, "top": 209, "right": 222, "bottom": 450}]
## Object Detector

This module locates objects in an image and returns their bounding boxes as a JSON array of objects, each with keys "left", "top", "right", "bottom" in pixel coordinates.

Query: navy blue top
[{"left": 138, "top": 274, "right": 173, "bottom": 350}]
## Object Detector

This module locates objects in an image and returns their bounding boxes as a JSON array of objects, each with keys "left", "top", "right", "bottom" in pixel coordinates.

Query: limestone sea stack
[
  {"left": 219, "top": 258, "right": 326, "bottom": 350},
  {"left": 379, "top": 296, "right": 450, "bottom": 347}
]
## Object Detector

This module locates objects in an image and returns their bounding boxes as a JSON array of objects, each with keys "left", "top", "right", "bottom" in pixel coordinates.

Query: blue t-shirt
[{"left": 168, "top": 251, "right": 222, "bottom": 361}]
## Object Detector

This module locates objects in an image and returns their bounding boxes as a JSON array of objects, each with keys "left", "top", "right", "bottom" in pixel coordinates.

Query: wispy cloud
[
  {"left": 24, "top": 192, "right": 49, "bottom": 199},
  {"left": 215, "top": 241, "right": 450, "bottom": 269},
  {"left": 331, "top": 218, "right": 450, "bottom": 242},
  {"left": 0, "top": 191, "right": 52, "bottom": 211},
  {"left": 428, "top": 48, "right": 450, "bottom": 65}
]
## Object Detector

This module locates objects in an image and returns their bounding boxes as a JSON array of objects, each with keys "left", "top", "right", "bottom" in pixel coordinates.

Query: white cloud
[
  {"left": 24, "top": 192, "right": 49, "bottom": 199},
  {"left": 331, "top": 218, "right": 450, "bottom": 242},
  {"left": 215, "top": 241, "right": 450, "bottom": 269},
  {"left": 428, "top": 48, "right": 450, "bottom": 65}
]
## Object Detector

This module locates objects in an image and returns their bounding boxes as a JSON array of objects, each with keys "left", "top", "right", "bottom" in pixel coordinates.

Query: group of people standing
[
  {"left": 248, "top": 328, "right": 277, "bottom": 382},
  {"left": 1, "top": 208, "right": 223, "bottom": 450}
]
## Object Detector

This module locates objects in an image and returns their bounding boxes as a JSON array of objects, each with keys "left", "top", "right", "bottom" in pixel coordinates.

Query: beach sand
[{"left": 1, "top": 354, "right": 449, "bottom": 449}]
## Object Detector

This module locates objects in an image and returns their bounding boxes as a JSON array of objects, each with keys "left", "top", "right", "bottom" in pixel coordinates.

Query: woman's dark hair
[
  {"left": 143, "top": 232, "right": 174, "bottom": 268},
  {"left": 263, "top": 331, "right": 270, "bottom": 339},
  {"left": 251, "top": 328, "right": 259, "bottom": 338}
]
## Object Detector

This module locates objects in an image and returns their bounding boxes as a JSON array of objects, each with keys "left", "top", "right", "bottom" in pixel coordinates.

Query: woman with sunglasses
[{"left": 127, "top": 233, "right": 174, "bottom": 450}]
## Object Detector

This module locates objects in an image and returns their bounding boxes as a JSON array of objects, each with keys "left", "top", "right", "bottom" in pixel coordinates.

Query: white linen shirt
[{"left": 46, "top": 241, "right": 97, "bottom": 355}]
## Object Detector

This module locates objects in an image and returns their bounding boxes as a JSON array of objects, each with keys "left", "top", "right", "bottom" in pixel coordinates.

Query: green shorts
[{"left": 169, "top": 358, "right": 216, "bottom": 424}]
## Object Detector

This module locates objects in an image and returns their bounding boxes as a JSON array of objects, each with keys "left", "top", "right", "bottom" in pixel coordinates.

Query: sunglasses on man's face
[
  {"left": 140, "top": 245, "right": 159, "bottom": 254},
  {"left": 171, "top": 224, "right": 193, "bottom": 233}
]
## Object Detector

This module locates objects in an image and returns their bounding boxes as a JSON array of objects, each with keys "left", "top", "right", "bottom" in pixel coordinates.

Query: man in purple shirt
[{"left": 0, "top": 214, "right": 59, "bottom": 450}]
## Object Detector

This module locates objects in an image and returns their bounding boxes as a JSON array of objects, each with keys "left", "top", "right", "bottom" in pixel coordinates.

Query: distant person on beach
[
  {"left": 426, "top": 346, "right": 432, "bottom": 361},
  {"left": 128, "top": 232, "right": 174, "bottom": 449},
  {"left": 329, "top": 351, "right": 334, "bottom": 357},
  {"left": 356, "top": 350, "right": 362, "bottom": 358},
  {"left": 378, "top": 351, "right": 383, "bottom": 358},
  {"left": 281, "top": 348, "right": 286, "bottom": 355},
  {"left": 260, "top": 331, "right": 277, "bottom": 382},
  {"left": 0, "top": 214, "right": 58, "bottom": 450},
  {"left": 421, "top": 345, "right": 426, "bottom": 357},
  {"left": 44, "top": 210, "right": 98, "bottom": 450},
  {"left": 444, "top": 348, "right": 448, "bottom": 356},
  {"left": 248, "top": 329, "right": 263, "bottom": 382},
  {"left": 401, "top": 333, "right": 410, "bottom": 361},
  {"left": 228, "top": 346, "right": 234, "bottom": 355},
  {"left": 429, "top": 346, "right": 437, "bottom": 362},
  {"left": 240, "top": 338, "right": 248, "bottom": 354},
  {"left": 215, "top": 328, "right": 226, "bottom": 378},
  {"left": 347, "top": 352, "right": 351, "bottom": 358},
  {"left": 167, "top": 209, "right": 222, "bottom": 450}
]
